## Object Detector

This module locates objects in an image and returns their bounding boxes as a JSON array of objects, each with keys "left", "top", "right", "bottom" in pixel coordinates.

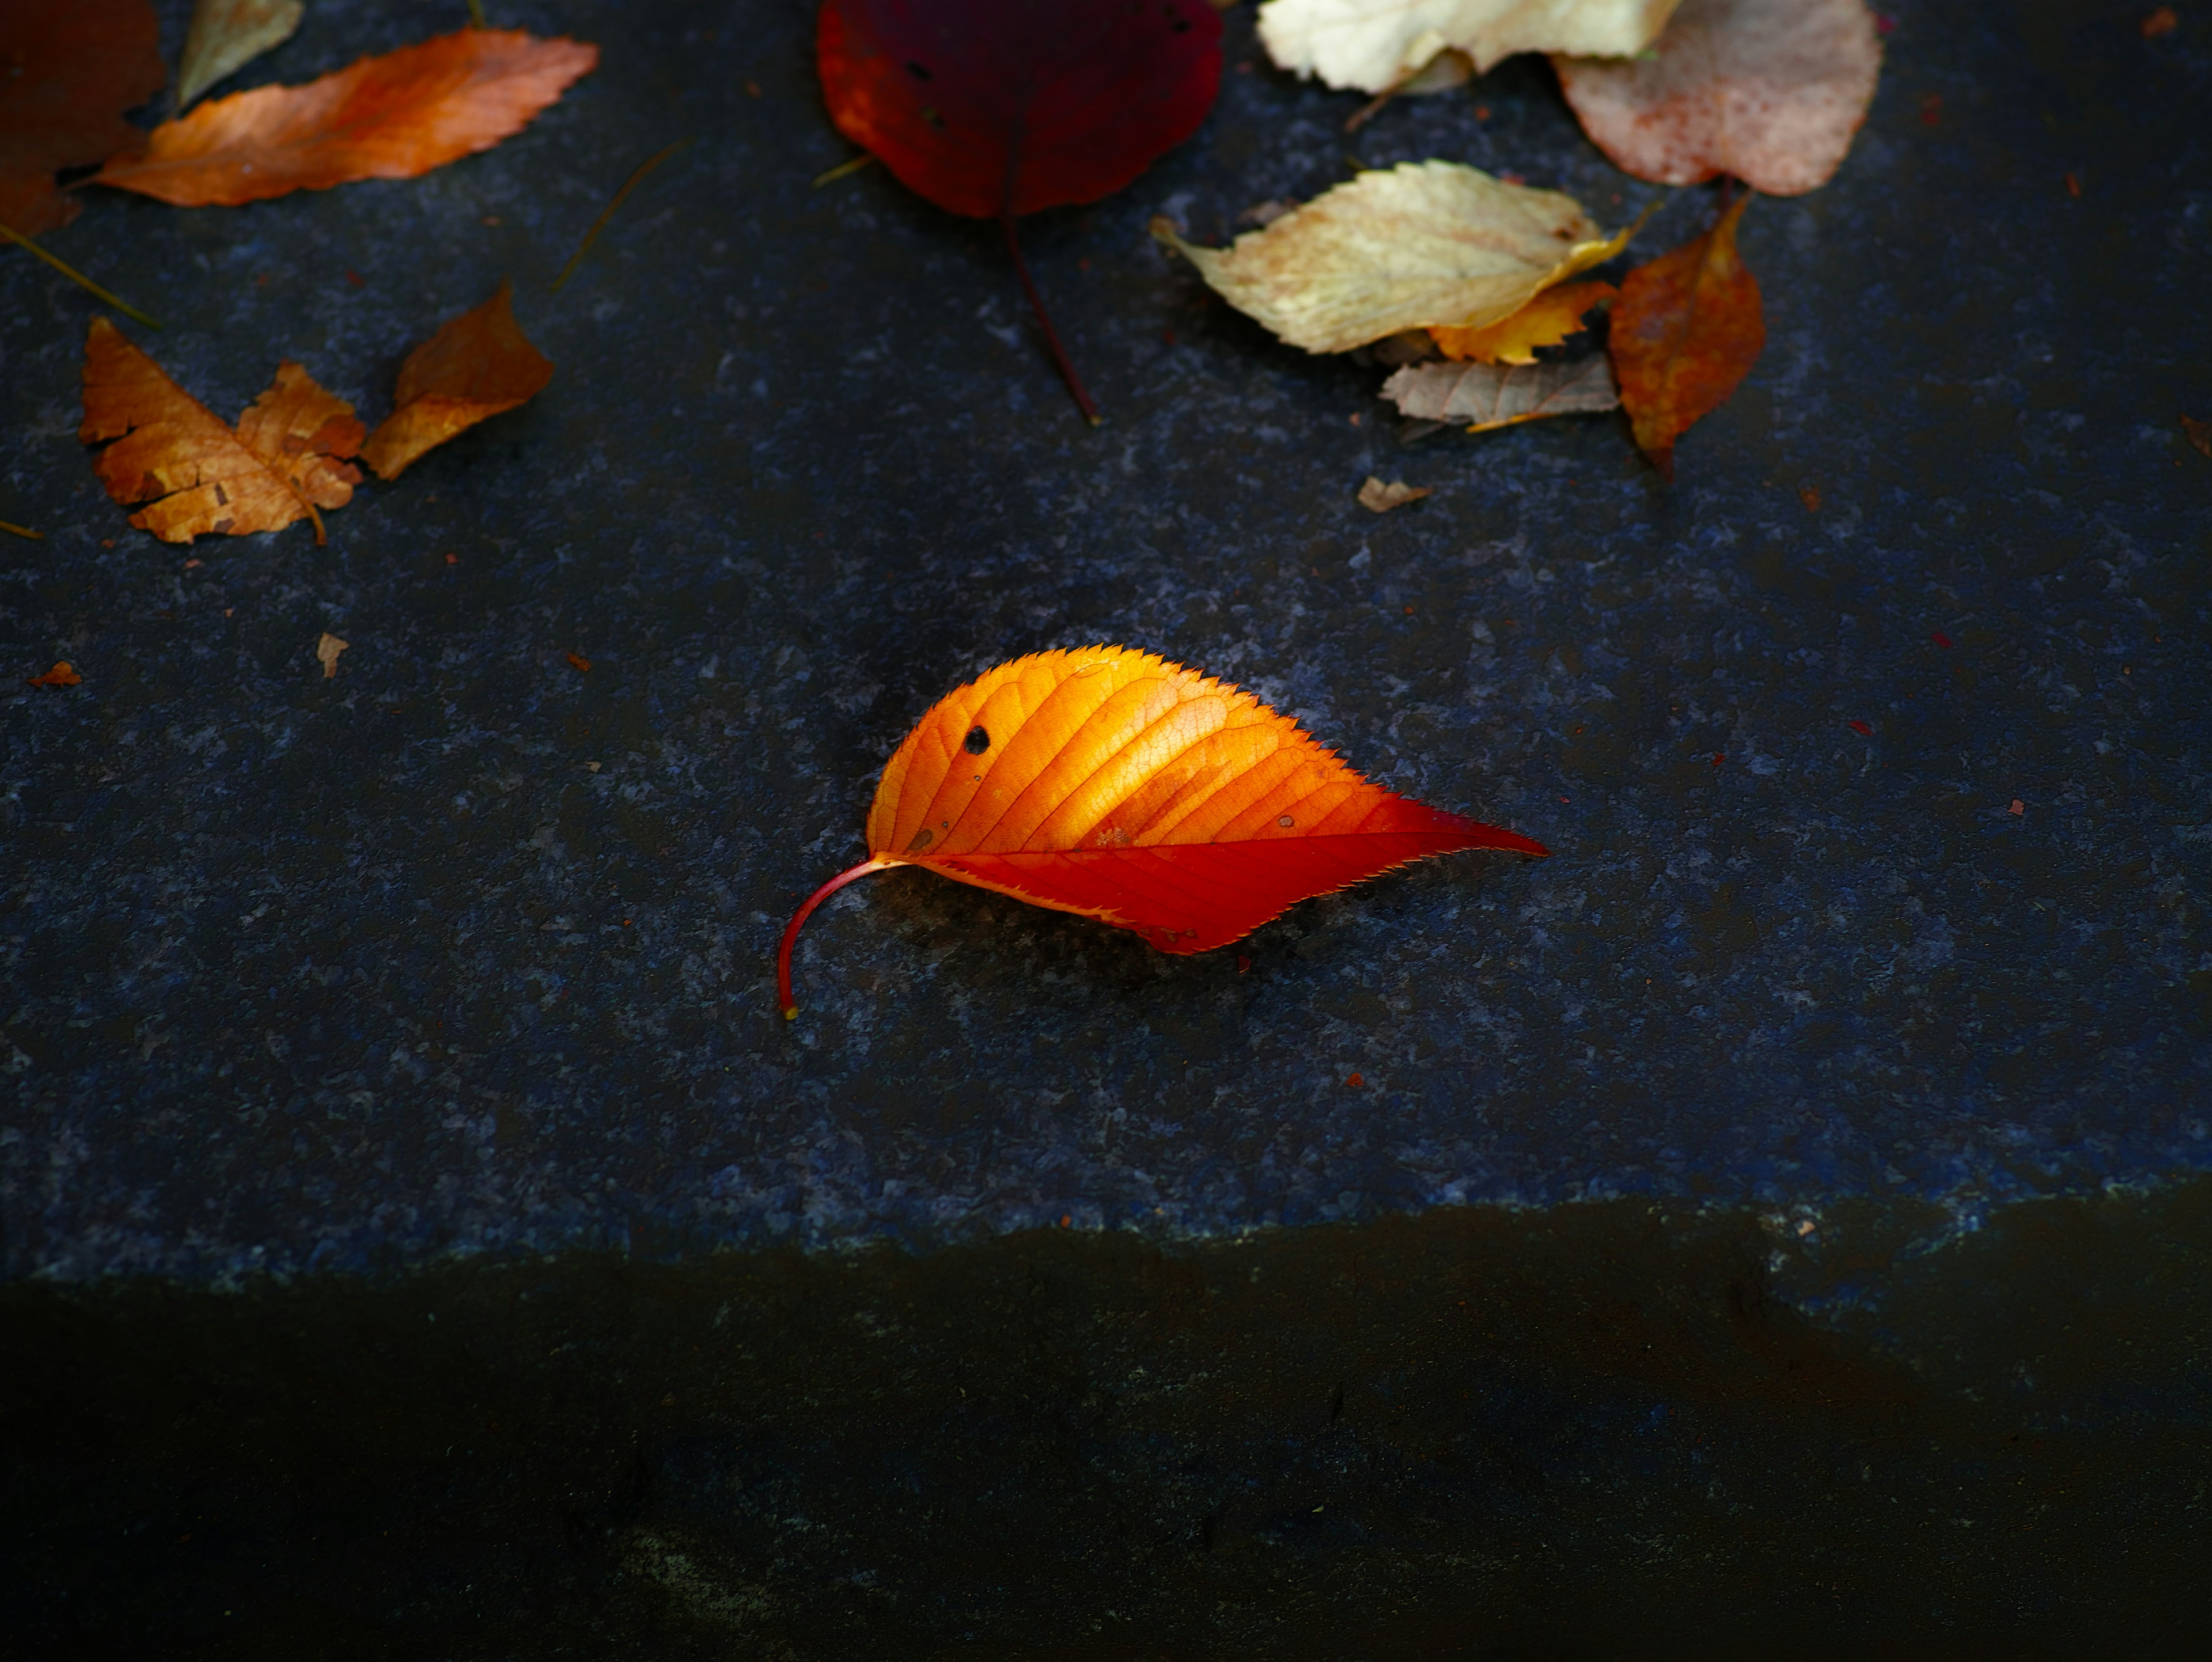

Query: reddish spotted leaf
[{"left": 779, "top": 646, "right": 1547, "bottom": 1016}]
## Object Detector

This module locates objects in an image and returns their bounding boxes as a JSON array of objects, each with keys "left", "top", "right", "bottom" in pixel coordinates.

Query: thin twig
[
  {"left": 1344, "top": 87, "right": 1397, "bottom": 134},
  {"left": 466, "top": 0, "right": 489, "bottom": 27},
  {"left": 811, "top": 153, "right": 876, "bottom": 188},
  {"left": 0, "top": 218, "right": 159, "bottom": 329},
  {"left": 1, "top": 518, "right": 43, "bottom": 541},
  {"left": 1002, "top": 214, "right": 1100, "bottom": 426},
  {"left": 552, "top": 139, "right": 691, "bottom": 292}
]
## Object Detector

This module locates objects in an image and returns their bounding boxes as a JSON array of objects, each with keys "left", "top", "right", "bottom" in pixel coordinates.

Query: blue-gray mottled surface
[{"left": 2, "top": 1, "right": 2207, "bottom": 1284}]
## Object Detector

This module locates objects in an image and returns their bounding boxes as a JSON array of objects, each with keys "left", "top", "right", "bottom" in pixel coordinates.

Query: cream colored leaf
[
  {"left": 1555, "top": 0, "right": 1882, "bottom": 196},
  {"left": 1152, "top": 162, "right": 1630, "bottom": 355},
  {"left": 177, "top": 0, "right": 306, "bottom": 111},
  {"left": 316, "top": 631, "right": 348, "bottom": 678},
  {"left": 1380, "top": 354, "right": 1619, "bottom": 431},
  {"left": 1259, "top": 0, "right": 1684, "bottom": 92}
]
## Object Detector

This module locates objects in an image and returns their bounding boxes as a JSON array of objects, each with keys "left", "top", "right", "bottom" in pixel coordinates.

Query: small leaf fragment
[
  {"left": 80, "top": 317, "right": 360, "bottom": 544},
  {"left": 1357, "top": 476, "right": 1431, "bottom": 512},
  {"left": 1430, "top": 279, "right": 1616, "bottom": 364},
  {"left": 93, "top": 28, "right": 597, "bottom": 207},
  {"left": 316, "top": 632, "right": 347, "bottom": 678},
  {"left": 778, "top": 646, "right": 1548, "bottom": 1016},
  {"left": 1608, "top": 193, "right": 1764, "bottom": 478},
  {"left": 1152, "top": 162, "right": 1633, "bottom": 354},
  {"left": 1556, "top": 0, "right": 1881, "bottom": 196},
  {"left": 2183, "top": 415, "right": 2211, "bottom": 459},
  {"left": 1259, "top": 0, "right": 1684, "bottom": 92},
  {"left": 361, "top": 280, "right": 552, "bottom": 481},
  {"left": 26, "top": 661, "right": 82, "bottom": 688},
  {"left": 177, "top": 0, "right": 305, "bottom": 111},
  {"left": 1380, "top": 354, "right": 1619, "bottom": 432}
]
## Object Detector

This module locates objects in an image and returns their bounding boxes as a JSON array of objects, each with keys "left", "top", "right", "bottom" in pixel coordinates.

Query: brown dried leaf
[
  {"left": 0, "top": 0, "right": 167, "bottom": 236},
  {"left": 1608, "top": 194, "right": 1764, "bottom": 478},
  {"left": 1380, "top": 354, "right": 1619, "bottom": 433},
  {"left": 79, "top": 316, "right": 360, "bottom": 544},
  {"left": 1555, "top": 0, "right": 1882, "bottom": 196},
  {"left": 1357, "top": 477, "right": 1432, "bottom": 512},
  {"left": 361, "top": 280, "right": 553, "bottom": 481},
  {"left": 236, "top": 361, "right": 366, "bottom": 510}
]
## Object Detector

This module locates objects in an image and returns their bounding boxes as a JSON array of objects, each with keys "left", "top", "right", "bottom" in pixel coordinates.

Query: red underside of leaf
[
  {"left": 923, "top": 814, "right": 1550, "bottom": 955},
  {"left": 816, "top": 0, "right": 1222, "bottom": 219}
]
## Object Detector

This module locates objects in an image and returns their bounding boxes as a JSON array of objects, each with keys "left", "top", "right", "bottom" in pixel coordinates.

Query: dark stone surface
[
  {"left": 5, "top": 3, "right": 2212, "bottom": 1652},
  {"left": 3, "top": 3, "right": 2209, "bottom": 1282},
  {"left": 8, "top": 1187, "right": 2212, "bottom": 1657}
]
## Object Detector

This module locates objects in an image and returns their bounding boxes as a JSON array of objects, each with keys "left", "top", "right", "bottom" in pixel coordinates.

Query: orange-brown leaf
[
  {"left": 79, "top": 316, "right": 361, "bottom": 544},
  {"left": 236, "top": 361, "right": 367, "bottom": 510},
  {"left": 779, "top": 647, "right": 1548, "bottom": 1014},
  {"left": 0, "top": 0, "right": 167, "bottom": 236},
  {"left": 26, "top": 661, "right": 82, "bottom": 688},
  {"left": 1608, "top": 194, "right": 1763, "bottom": 479},
  {"left": 1430, "top": 279, "right": 1616, "bottom": 364},
  {"left": 91, "top": 28, "right": 597, "bottom": 207},
  {"left": 361, "top": 279, "right": 552, "bottom": 481}
]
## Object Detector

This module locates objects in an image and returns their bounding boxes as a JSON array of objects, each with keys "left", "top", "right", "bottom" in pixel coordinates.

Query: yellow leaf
[
  {"left": 1259, "top": 0, "right": 1684, "bottom": 93},
  {"left": 177, "top": 0, "right": 305, "bottom": 111},
  {"left": 1152, "top": 162, "right": 1631, "bottom": 355},
  {"left": 1430, "top": 278, "right": 1616, "bottom": 363}
]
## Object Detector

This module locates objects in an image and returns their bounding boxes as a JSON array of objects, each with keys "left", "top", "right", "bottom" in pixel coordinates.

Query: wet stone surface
[{"left": 3, "top": 1, "right": 2210, "bottom": 1282}]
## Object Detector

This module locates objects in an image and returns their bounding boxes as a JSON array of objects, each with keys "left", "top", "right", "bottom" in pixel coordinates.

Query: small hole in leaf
[
  {"left": 964, "top": 726, "right": 991, "bottom": 754},
  {"left": 906, "top": 60, "right": 932, "bottom": 81},
  {"left": 1278, "top": 814, "right": 1294, "bottom": 828}
]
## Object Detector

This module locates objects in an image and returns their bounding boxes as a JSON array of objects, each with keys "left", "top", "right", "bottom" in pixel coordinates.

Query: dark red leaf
[
  {"left": 1931, "top": 630, "right": 1953, "bottom": 649},
  {"left": 818, "top": 0, "right": 1220, "bottom": 219},
  {"left": 817, "top": 0, "right": 1221, "bottom": 419},
  {"left": 1849, "top": 719, "right": 1872, "bottom": 736}
]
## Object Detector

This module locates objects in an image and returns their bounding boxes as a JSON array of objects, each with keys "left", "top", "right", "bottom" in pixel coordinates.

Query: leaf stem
[
  {"left": 811, "top": 153, "right": 876, "bottom": 188},
  {"left": 552, "top": 138, "right": 691, "bottom": 292},
  {"left": 1, "top": 518, "right": 43, "bottom": 540},
  {"left": 466, "top": 0, "right": 489, "bottom": 27},
  {"left": 777, "top": 857, "right": 897, "bottom": 1019},
  {"left": 0, "top": 218, "right": 159, "bottom": 329},
  {"left": 1001, "top": 214, "right": 1101, "bottom": 426}
]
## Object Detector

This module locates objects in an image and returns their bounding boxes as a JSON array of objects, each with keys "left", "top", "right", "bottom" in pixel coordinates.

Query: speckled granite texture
[{"left": 3, "top": 1, "right": 2209, "bottom": 1284}]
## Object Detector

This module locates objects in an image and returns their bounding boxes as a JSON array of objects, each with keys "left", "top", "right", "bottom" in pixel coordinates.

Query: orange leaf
[
  {"left": 79, "top": 316, "right": 362, "bottom": 544},
  {"left": 1608, "top": 194, "right": 1763, "bottom": 480},
  {"left": 26, "top": 661, "right": 82, "bottom": 688},
  {"left": 361, "top": 280, "right": 552, "bottom": 481},
  {"left": 1555, "top": 0, "right": 1882, "bottom": 197},
  {"left": 778, "top": 648, "right": 1548, "bottom": 1016},
  {"left": 1430, "top": 280, "right": 1617, "bottom": 365},
  {"left": 90, "top": 28, "right": 597, "bottom": 207},
  {"left": 0, "top": 0, "right": 167, "bottom": 236}
]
